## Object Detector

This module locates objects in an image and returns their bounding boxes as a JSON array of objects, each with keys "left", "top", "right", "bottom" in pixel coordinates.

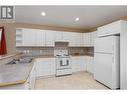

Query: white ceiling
[{"left": 15, "top": 6, "right": 127, "bottom": 29}]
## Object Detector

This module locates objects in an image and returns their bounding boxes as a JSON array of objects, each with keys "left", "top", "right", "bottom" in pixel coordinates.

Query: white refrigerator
[{"left": 94, "top": 36, "right": 120, "bottom": 89}]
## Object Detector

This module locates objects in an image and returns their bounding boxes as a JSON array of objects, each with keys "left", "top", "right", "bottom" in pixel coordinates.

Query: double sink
[{"left": 6, "top": 57, "right": 33, "bottom": 65}]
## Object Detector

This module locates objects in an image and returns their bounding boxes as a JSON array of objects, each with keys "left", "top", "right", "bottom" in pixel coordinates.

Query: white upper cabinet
[
  {"left": 16, "top": 28, "right": 94, "bottom": 47},
  {"left": 83, "top": 31, "right": 97, "bottom": 47},
  {"left": 62, "top": 31, "right": 72, "bottom": 42},
  {"left": 97, "top": 20, "right": 124, "bottom": 37},
  {"left": 22, "top": 28, "right": 36, "bottom": 46},
  {"left": 91, "top": 31, "right": 97, "bottom": 46},
  {"left": 54, "top": 31, "right": 63, "bottom": 41},
  {"left": 63, "top": 32, "right": 76, "bottom": 46},
  {"left": 54, "top": 31, "right": 83, "bottom": 47},
  {"left": 68, "top": 32, "right": 77, "bottom": 46},
  {"left": 16, "top": 28, "right": 23, "bottom": 46},
  {"left": 45, "top": 30, "right": 55, "bottom": 46},
  {"left": 63, "top": 32, "right": 83, "bottom": 47},
  {"left": 36, "top": 30, "right": 46, "bottom": 46},
  {"left": 83, "top": 32, "right": 91, "bottom": 47},
  {"left": 74, "top": 32, "right": 84, "bottom": 47},
  {"left": 22, "top": 28, "right": 46, "bottom": 46}
]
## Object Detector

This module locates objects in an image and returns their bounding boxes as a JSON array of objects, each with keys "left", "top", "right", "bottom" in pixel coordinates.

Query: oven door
[{"left": 56, "top": 58, "right": 71, "bottom": 69}]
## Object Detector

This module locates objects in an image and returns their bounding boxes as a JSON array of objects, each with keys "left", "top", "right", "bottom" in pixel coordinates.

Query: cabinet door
[
  {"left": 63, "top": 32, "right": 81, "bottom": 46},
  {"left": 36, "top": 30, "right": 45, "bottom": 46},
  {"left": 91, "top": 31, "right": 97, "bottom": 46},
  {"left": 41, "top": 62, "right": 51, "bottom": 76},
  {"left": 36, "top": 60, "right": 41, "bottom": 77},
  {"left": 62, "top": 32, "right": 72, "bottom": 42},
  {"left": 69, "top": 32, "right": 77, "bottom": 46},
  {"left": 80, "top": 56, "right": 87, "bottom": 71},
  {"left": 85, "top": 56, "right": 94, "bottom": 74},
  {"left": 24, "top": 77, "right": 30, "bottom": 89},
  {"left": 72, "top": 57, "right": 80, "bottom": 72},
  {"left": 75, "top": 33, "right": 83, "bottom": 47},
  {"left": 50, "top": 58, "right": 55, "bottom": 75},
  {"left": 36, "top": 58, "right": 55, "bottom": 77},
  {"left": 55, "top": 31, "right": 63, "bottom": 41},
  {"left": 68, "top": 32, "right": 83, "bottom": 47},
  {"left": 45, "top": 30, "right": 55, "bottom": 46},
  {"left": 83, "top": 33, "right": 91, "bottom": 47},
  {"left": 97, "top": 20, "right": 122, "bottom": 37},
  {"left": 16, "top": 28, "right": 23, "bottom": 46},
  {"left": 22, "top": 29, "right": 36, "bottom": 46},
  {"left": 29, "top": 65, "right": 36, "bottom": 89},
  {"left": 72, "top": 56, "right": 86, "bottom": 72}
]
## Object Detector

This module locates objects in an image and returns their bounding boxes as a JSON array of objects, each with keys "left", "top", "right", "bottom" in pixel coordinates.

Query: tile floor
[{"left": 35, "top": 71, "right": 109, "bottom": 90}]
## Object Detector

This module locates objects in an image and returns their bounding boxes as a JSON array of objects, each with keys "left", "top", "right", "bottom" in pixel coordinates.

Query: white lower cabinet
[
  {"left": 0, "top": 56, "right": 94, "bottom": 89},
  {"left": 85, "top": 56, "right": 94, "bottom": 74},
  {"left": 28, "top": 64, "right": 36, "bottom": 89},
  {"left": 36, "top": 58, "right": 55, "bottom": 77},
  {"left": 71, "top": 56, "right": 94, "bottom": 74},
  {"left": 21, "top": 64, "right": 36, "bottom": 89},
  {"left": 35, "top": 56, "right": 94, "bottom": 76},
  {"left": 71, "top": 56, "right": 86, "bottom": 72},
  {"left": 35, "top": 56, "right": 94, "bottom": 77}
]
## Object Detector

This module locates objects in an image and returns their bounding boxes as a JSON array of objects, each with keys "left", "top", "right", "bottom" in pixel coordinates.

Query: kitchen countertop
[
  {"left": 71, "top": 54, "right": 93, "bottom": 57},
  {"left": 0, "top": 54, "right": 16, "bottom": 60},
  {"left": 0, "top": 53, "right": 22, "bottom": 60},
  {"left": 0, "top": 62, "right": 34, "bottom": 87},
  {"left": 71, "top": 54, "right": 94, "bottom": 57},
  {"left": 24, "top": 54, "right": 94, "bottom": 58},
  {"left": 0, "top": 54, "right": 93, "bottom": 87}
]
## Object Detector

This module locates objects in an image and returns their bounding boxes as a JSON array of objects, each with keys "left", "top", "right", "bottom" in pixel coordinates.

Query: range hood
[{"left": 55, "top": 42, "right": 69, "bottom": 47}]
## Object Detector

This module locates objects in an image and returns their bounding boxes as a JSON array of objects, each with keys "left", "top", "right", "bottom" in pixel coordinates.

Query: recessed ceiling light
[
  {"left": 41, "top": 12, "right": 46, "bottom": 16},
  {"left": 75, "top": 17, "right": 79, "bottom": 21}
]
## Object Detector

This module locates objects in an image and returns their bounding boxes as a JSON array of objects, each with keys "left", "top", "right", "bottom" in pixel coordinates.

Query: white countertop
[{"left": 0, "top": 62, "right": 33, "bottom": 87}]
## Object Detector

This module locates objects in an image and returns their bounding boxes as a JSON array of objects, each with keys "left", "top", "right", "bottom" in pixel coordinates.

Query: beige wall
[{"left": 15, "top": 23, "right": 89, "bottom": 32}]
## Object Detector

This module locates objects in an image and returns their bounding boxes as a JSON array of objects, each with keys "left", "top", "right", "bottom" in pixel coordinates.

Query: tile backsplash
[
  {"left": 16, "top": 47, "right": 54, "bottom": 56},
  {"left": 69, "top": 47, "right": 94, "bottom": 56},
  {"left": 16, "top": 47, "right": 94, "bottom": 57},
  {"left": 0, "top": 47, "right": 94, "bottom": 65}
]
